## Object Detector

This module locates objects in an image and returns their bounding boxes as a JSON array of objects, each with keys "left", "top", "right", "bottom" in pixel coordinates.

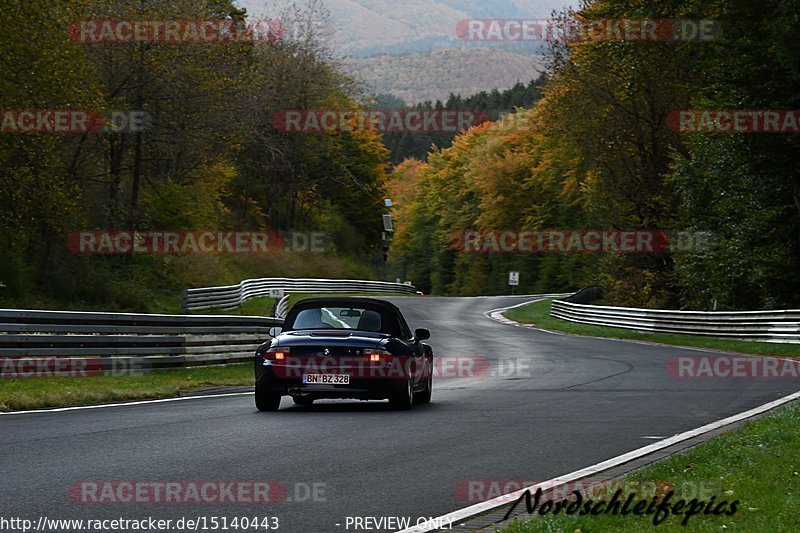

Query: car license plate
[{"left": 303, "top": 373, "right": 350, "bottom": 385}]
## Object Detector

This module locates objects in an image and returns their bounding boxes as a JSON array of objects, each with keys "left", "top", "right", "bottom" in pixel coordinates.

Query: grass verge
[
  {"left": 503, "top": 400, "right": 800, "bottom": 532},
  {"left": 188, "top": 297, "right": 277, "bottom": 316},
  {"left": 0, "top": 363, "right": 252, "bottom": 412},
  {"left": 504, "top": 299, "right": 800, "bottom": 357},
  {"left": 189, "top": 293, "right": 419, "bottom": 317},
  {"left": 0, "top": 292, "right": 419, "bottom": 412}
]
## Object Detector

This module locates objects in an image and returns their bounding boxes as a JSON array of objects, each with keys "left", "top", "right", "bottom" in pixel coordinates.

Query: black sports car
[{"left": 254, "top": 297, "right": 433, "bottom": 411}]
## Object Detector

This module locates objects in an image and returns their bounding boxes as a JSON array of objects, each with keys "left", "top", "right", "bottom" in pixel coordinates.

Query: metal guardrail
[
  {"left": 0, "top": 309, "right": 283, "bottom": 370},
  {"left": 2, "top": 278, "right": 420, "bottom": 374},
  {"left": 551, "top": 299, "right": 800, "bottom": 343},
  {"left": 275, "top": 295, "right": 291, "bottom": 319},
  {"left": 182, "top": 277, "right": 419, "bottom": 312}
]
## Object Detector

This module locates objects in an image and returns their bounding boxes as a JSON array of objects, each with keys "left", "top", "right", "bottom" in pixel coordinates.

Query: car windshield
[{"left": 292, "top": 306, "right": 384, "bottom": 332}]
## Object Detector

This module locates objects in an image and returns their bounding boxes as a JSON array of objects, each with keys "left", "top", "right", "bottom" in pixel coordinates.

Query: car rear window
[{"left": 291, "top": 306, "right": 385, "bottom": 332}]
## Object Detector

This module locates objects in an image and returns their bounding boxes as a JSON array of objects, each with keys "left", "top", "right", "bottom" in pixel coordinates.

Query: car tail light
[
  {"left": 363, "top": 349, "right": 392, "bottom": 362},
  {"left": 264, "top": 346, "right": 290, "bottom": 361}
]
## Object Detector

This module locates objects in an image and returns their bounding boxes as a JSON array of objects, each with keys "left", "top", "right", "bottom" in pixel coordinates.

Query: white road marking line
[
  {"left": 0, "top": 392, "right": 253, "bottom": 416},
  {"left": 484, "top": 298, "right": 792, "bottom": 356},
  {"left": 0, "top": 298, "right": 550, "bottom": 417},
  {"left": 322, "top": 308, "right": 351, "bottom": 328},
  {"left": 484, "top": 298, "right": 567, "bottom": 335},
  {"left": 397, "top": 390, "right": 800, "bottom": 533}
]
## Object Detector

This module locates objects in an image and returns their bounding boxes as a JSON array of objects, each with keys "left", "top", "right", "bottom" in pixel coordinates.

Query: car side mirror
[
  {"left": 268, "top": 326, "right": 283, "bottom": 338},
  {"left": 414, "top": 328, "right": 430, "bottom": 341}
]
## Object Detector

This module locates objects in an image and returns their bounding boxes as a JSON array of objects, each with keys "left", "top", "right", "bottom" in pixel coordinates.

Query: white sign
[
  {"left": 508, "top": 272, "right": 520, "bottom": 286},
  {"left": 269, "top": 288, "right": 285, "bottom": 298}
]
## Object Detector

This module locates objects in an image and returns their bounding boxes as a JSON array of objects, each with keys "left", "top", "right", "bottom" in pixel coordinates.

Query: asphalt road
[{"left": 1, "top": 295, "right": 797, "bottom": 533}]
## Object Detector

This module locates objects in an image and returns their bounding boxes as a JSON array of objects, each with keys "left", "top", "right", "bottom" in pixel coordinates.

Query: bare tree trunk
[
  {"left": 129, "top": 43, "right": 145, "bottom": 230},
  {"left": 108, "top": 135, "right": 125, "bottom": 228},
  {"left": 793, "top": 172, "right": 800, "bottom": 246},
  {"left": 129, "top": 131, "right": 142, "bottom": 229}
]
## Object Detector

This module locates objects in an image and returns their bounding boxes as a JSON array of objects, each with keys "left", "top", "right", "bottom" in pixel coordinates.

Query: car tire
[
  {"left": 389, "top": 379, "right": 414, "bottom": 410},
  {"left": 255, "top": 384, "right": 281, "bottom": 412},
  {"left": 415, "top": 376, "right": 432, "bottom": 404},
  {"left": 292, "top": 397, "right": 314, "bottom": 406}
]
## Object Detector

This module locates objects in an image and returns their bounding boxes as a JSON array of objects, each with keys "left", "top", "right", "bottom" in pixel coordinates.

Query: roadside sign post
[
  {"left": 269, "top": 288, "right": 285, "bottom": 299},
  {"left": 382, "top": 214, "right": 394, "bottom": 233},
  {"left": 381, "top": 213, "right": 394, "bottom": 281},
  {"left": 508, "top": 271, "right": 519, "bottom": 296}
]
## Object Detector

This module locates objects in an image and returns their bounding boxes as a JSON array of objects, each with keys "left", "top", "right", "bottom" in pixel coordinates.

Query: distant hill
[
  {"left": 238, "top": 0, "right": 565, "bottom": 103},
  {"left": 239, "top": 0, "right": 571, "bottom": 56},
  {"left": 345, "top": 48, "right": 544, "bottom": 104},
  {"left": 379, "top": 74, "right": 548, "bottom": 164}
]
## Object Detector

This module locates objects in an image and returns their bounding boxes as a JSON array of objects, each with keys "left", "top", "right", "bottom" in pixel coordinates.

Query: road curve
[{"left": 1, "top": 296, "right": 796, "bottom": 533}]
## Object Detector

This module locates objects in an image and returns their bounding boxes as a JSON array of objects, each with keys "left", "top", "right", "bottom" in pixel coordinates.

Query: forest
[
  {"left": 1, "top": 0, "right": 389, "bottom": 311},
  {"left": 2, "top": 0, "right": 799, "bottom": 313},
  {"left": 387, "top": 0, "right": 800, "bottom": 310}
]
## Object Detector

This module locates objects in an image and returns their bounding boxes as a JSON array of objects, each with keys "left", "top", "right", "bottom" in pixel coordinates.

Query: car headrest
[{"left": 357, "top": 310, "right": 382, "bottom": 332}]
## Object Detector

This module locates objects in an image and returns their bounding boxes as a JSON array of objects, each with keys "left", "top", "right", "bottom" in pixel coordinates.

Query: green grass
[
  {"left": 0, "top": 363, "right": 252, "bottom": 412},
  {"left": 503, "top": 401, "right": 800, "bottom": 532},
  {"left": 0, "top": 251, "right": 377, "bottom": 314},
  {"left": 0, "top": 292, "right": 420, "bottom": 412},
  {"left": 188, "top": 292, "right": 420, "bottom": 317},
  {"left": 0, "top": 296, "right": 267, "bottom": 413},
  {"left": 505, "top": 299, "right": 800, "bottom": 357},
  {"left": 501, "top": 299, "right": 800, "bottom": 531},
  {"left": 190, "top": 292, "right": 420, "bottom": 317},
  {"left": 188, "top": 297, "right": 278, "bottom": 316}
]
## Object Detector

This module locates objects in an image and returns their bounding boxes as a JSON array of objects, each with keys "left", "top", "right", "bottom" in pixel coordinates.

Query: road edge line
[
  {"left": 0, "top": 391, "right": 253, "bottom": 416},
  {"left": 485, "top": 299, "right": 796, "bottom": 355},
  {"left": 396, "top": 389, "right": 800, "bottom": 533}
]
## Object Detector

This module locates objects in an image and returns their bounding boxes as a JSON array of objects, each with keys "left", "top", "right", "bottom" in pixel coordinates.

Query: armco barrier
[
  {"left": 275, "top": 295, "right": 291, "bottom": 319},
  {"left": 0, "top": 309, "right": 283, "bottom": 370},
  {"left": 182, "top": 277, "right": 419, "bottom": 312},
  {"left": 550, "top": 300, "right": 800, "bottom": 343}
]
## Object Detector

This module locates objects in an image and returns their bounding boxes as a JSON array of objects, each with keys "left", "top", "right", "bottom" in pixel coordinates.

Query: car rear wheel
[
  {"left": 255, "top": 384, "right": 281, "bottom": 412},
  {"left": 389, "top": 379, "right": 414, "bottom": 410},
  {"left": 415, "top": 376, "right": 432, "bottom": 404},
  {"left": 292, "top": 397, "right": 314, "bottom": 406}
]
